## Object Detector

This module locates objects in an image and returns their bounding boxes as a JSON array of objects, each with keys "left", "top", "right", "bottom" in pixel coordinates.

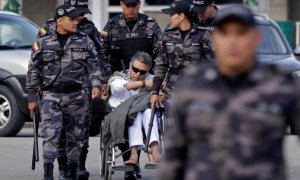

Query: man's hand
[
  {"left": 151, "top": 94, "right": 159, "bottom": 109},
  {"left": 28, "top": 102, "right": 38, "bottom": 117},
  {"left": 92, "top": 87, "right": 101, "bottom": 100},
  {"left": 101, "top": 84, "right": 108, "bottom": 96}
]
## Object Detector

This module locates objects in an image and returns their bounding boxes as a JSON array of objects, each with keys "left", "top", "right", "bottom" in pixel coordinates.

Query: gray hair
[{"left": 131, "top": 52, "right": 153, "bottom": 68}]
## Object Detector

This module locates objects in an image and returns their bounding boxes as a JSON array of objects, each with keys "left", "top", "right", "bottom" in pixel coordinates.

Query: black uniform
[{"left": 101, "top": 13, "right": 162, "bottom": 72}]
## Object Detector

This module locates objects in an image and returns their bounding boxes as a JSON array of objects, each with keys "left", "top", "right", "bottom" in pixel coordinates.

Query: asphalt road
[{"left": 0, "top": 125, "right": 300, "bottom": 180}]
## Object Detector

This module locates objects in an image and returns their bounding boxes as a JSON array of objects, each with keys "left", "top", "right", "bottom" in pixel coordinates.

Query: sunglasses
[{"left": 132, "top": 66, "right": 148, "bottom": 75}]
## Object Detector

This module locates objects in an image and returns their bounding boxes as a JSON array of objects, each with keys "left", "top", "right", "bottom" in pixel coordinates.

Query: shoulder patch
[
  {"left": 38, "top": 28, "right": 47, "bottom": 37},
  {"left": 32, "top": 41, "right": 40, "bottom": 52},
  {"left": 101, "top": 31, "right": 108, "bottom": 37},
  {"left": 146, "top": 16, "right": 155, "bottom": 21}
]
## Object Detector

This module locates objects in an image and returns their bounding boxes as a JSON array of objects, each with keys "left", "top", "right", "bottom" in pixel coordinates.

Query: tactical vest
[{"left": 109, "top": 14, "right": 155, "bottom": 72}]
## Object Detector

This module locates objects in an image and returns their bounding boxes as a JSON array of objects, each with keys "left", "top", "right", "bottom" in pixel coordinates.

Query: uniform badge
[
  {"left": 119, "top": 20, "right": 125, "bottom": 27},
  {"left": 58, "top": 9, "right": 64, "bottom": 16},
  {"left": 71, "top": 0, "right": 76, "bottom": 5},
  {"left": 138, "top": 20, "right": 144, "bottom": 26}
]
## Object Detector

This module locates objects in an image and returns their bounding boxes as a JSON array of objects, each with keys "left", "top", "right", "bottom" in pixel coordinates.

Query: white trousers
[{"left": 128, "top": 109, "right": 159, "bottom": 149}]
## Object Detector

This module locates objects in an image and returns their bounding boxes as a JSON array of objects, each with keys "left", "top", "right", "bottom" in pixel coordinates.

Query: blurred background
[{"left": 0, "top": 0, "right": 299, "bottom": 48}]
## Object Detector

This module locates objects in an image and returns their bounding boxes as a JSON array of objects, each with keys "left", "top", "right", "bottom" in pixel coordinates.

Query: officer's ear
[
  {"left": 56, "top": 17, "right": 63, "bottom": 26},
  {"left": 179, "top": 13, "right": 184, "bottom": 20},
  {"left": 120, "top": 1, "right": 124, "bottom": 7}
]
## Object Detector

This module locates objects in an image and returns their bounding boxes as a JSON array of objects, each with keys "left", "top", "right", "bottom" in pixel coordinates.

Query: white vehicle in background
[{"left": 0, "top": 11, "right": 38, "bottom": 136}]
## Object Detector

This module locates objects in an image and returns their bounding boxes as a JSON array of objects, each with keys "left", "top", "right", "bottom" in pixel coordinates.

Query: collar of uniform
[
  {"left": 248, "top": 62, "right": 267, "bottom": 82},
  {"left": 119, "top": 13, "right": 143, "bottom": 27}
]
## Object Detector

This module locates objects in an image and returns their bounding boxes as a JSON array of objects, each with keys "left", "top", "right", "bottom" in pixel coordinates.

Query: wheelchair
[{"left": 99, "top": 106, "right": 170, "bottom": 180}]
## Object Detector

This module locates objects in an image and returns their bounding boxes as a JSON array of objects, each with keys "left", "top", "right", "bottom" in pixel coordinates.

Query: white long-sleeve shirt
[{"left": 108, "top": 71, "right": 153, "bottom": 108}]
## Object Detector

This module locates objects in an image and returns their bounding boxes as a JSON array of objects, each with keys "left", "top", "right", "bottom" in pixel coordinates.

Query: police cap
[
  {"left": 64, "top": 0, "right": 91, "bottom": 15},
  {"left": 122, "top": 0, "right": 140, "bottom": 5},
  {"left": 162, "top": 1, "right": 191, "bottom": 16},
  {"left": 54, "top": 4, "right": 81, "bottom": 20},
  {"left": 193, "top": 0, "right": 214, "bottom": 14},
  {"left": 213, "top": 4, "right": 256, "bottom": 28}
]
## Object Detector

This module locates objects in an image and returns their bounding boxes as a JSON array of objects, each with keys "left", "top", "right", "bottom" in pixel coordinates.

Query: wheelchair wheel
[
  {"left": 99, "top": 138, "right": 106, "bottom": 177},
  {"left": 103, "top": 148, "right": 112, "bottom": 180},
  {"left": 99, "top": 120, "right": 104, "bottom": 176}
]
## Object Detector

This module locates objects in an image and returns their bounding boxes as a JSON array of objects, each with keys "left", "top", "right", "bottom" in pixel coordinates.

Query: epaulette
[
  {"left": 77, "top": 31, "right": 87, "bottom": 36},
  {"left": 146, "top": 16, "right": 155, "bottom": 21},
  {"left": 109, "top": 15, "right": 122, "bottom": 24}
]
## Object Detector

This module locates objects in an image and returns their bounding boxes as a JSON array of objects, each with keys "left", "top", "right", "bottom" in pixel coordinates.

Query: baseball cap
[
  {"left": 64, "top": 0, "right": 91, "bottom": 14},
  {"left": 213, "top": 4, "right": 256, "bottom": 28},
  {"left": 162, "top": 1, "right": 191, "bottom": 16},
  {"left": 193, "top": 0, "right": 214, "bottom": 14},
  {"left": 54, "top": 4, "right": 82, "bottom": 20},
  {"left": 122, "top": 0, "right": 140, "bottom": 5}
]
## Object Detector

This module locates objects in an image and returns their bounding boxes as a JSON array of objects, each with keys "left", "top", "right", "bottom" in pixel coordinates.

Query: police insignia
[
  {"left": 32, "top": 41, "right": 40, "bottom": 52},
  {"left": 58, "top": 9, "right": 64, "bottom": 16},
  {"left": 71, "top": 0, "right": 76, "bottom": 5}
]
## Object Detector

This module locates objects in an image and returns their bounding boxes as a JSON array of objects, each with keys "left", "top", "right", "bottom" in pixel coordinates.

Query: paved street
[
  {"left": 0, "top": 125, "right": 157, "bottom": 180},
  {"left": 0, "top": 125, "right": 300, "bottom": 180}
]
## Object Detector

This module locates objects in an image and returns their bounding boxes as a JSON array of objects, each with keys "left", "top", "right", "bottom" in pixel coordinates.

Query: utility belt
[{"left": 43, "top": 83, "right": 83, "bottom": 94}]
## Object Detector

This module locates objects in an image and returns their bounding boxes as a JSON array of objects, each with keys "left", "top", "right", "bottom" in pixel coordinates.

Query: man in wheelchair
[{"left": 105, "top": 52, "right": 162, "bottom": 179}]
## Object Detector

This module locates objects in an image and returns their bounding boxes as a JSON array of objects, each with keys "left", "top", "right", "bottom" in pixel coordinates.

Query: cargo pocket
[
  {"left": 71, "top": 49, "right": 87, "bottom": 70},
  {"left": 42, "top": 50, "right": 59, "bottom": 75}
]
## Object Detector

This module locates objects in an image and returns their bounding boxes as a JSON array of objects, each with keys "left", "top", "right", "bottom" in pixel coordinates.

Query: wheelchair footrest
[
  {"left": 113, "top": 165, "right": 135, "bottom": 171},
  {"left": 145, "top": 163, "right": 160, "bottom": 169}
]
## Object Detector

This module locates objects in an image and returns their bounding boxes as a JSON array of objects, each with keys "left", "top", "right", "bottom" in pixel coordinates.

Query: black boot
[
  {"left": 134, "top": 165, "right": 142, "bottom": 179},
  {"left": 66, "top": 162, "right": 78, "bottom": 180},
  {"left": 77, "top": 150, "right": 89, "bottom": 180},
  {"left": 42, "top": 163, "right": 54, "bottom": 180},
  {"left": 58, "top": 156, "right": 68, "bottom": 180}
]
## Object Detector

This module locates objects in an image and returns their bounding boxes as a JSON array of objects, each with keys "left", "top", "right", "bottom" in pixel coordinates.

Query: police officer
[
  {"left": 193, "top": 0, "right": 218, "bottom": 31},
  {"left": 26, "top": 4, "right": 102, "bottom": 180},
  {"left": 161, "top": 4, "right": 300, "bottom": 180},
  {"left": 38, "top": 1, "right": 108, "bottom": 179},
  {"left": 192, "top": 0, "right": 218, "bottom": 60},
  {"left": 101, "top": 0, "right": 162, "bottom": 73},
  {"left": 151, "top": 0, "right": 213, "bottom": 108},
  {"left": 63, "top": 1, "right": 109, "bottom": 179},
  {"left": 101, "top": 0, "right": 162, "bottom": 179}
]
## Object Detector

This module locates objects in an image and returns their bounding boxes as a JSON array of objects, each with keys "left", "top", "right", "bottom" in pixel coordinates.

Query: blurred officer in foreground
[
  {"left": 161, "top": 4, "right": 300, "bottom": 180},
  {"left": 151, "top": 0, "right": 213, "bottom": 108},
  {"left": 101, "top": 0, "right": 162, "bottom": 73},
  {"left": 101, "top": 0, "right": 162, "bottom": 178},
  {"left": 193, "top": 0, "right": 218, "bottom": 31},
  {"left": 26, "top": 4, "right": 102, "bottom": 180}
]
